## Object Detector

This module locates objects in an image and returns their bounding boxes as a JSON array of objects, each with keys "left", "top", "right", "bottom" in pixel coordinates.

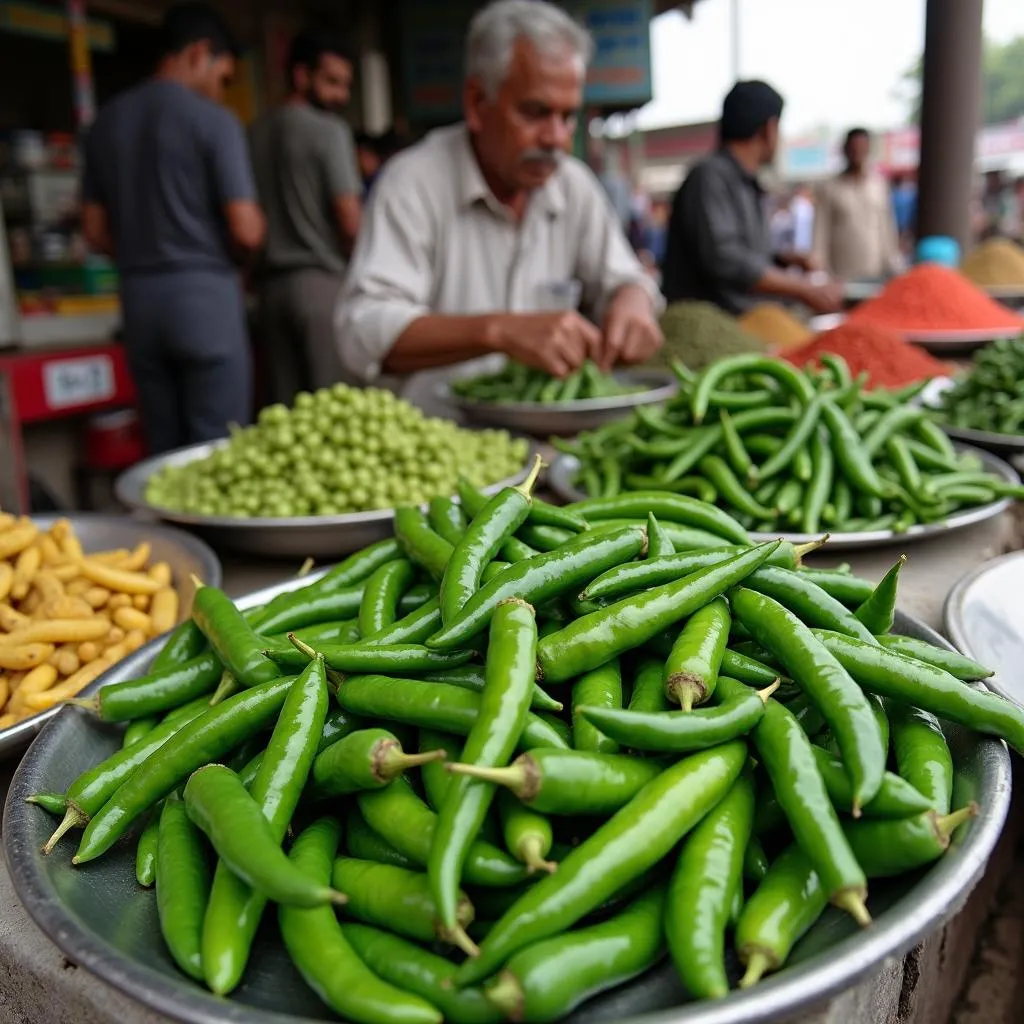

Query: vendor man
[
  {"left": 335, "top": 0, "right": 663, "bottom": 416},
  {"left": 661, "top": 81, "right": 843, "bottom": 316}
]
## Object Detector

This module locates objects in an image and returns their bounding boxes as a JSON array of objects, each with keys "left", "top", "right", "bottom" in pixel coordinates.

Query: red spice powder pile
[
  {"left": 782, "top": 322, "right": 950, "bottom": 389},
  {"left": 848, "top": 263, "right": 1023, "bottom": 331}
]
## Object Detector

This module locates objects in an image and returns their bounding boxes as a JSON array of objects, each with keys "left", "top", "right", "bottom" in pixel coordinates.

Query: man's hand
[
  {"left": 599, "top": 286, "right": 663, "bottom": 371},
  {"left": 486, "top": 311, "right": 602, "bottom": 377},
  {"left": 800, "top": 278, "right": 844, "bottom": 314}
]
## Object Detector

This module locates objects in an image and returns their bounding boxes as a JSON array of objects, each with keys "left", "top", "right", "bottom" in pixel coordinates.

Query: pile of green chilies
[
  {"left": 557, "top": 353, "right": 1024, "bottom": 534},
  {"left": 31, "top": 471, "right": 1024, "bottom": 1023},
  {"left": 451, "top": 360, "right": 636, "bottom": 404},
  {"left": 933, "top": 337, "right": 1024, "bottom": 435}
]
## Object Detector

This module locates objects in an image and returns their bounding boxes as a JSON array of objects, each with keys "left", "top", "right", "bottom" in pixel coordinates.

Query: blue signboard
[{"left": 400, "top": 0, "right": 653, "bottom": 123}]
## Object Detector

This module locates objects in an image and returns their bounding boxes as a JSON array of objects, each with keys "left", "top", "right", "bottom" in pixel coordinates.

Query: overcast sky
[{"left": 638, "top": 0, "right": 1024, "bottom": 136}]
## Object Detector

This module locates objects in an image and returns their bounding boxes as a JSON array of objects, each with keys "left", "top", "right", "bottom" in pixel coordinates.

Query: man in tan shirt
[
  {"left": 813, "top": 127, "right": 902, "bottom": 281},
  {"left": 335, "top": 0, "right": 663, "bottom": 416}
]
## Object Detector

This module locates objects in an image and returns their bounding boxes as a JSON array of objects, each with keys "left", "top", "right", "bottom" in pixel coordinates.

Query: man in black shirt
[{"left": 661, "top": 81, "right": 842, "bottom": 316}]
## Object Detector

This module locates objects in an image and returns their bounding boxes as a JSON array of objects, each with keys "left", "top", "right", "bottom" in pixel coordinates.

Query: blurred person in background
[
  {"left": 769, "top": 191, "right": 795, "bottom": 255},
  {"left": 81, "top": 2, "right": 264, "bottom": 455},
  {"left": 790, "top": 185, "right": 814, "bottom": 254},
  {"left": 356, "top": 129, "right": 409, "bottom": 194},
  {"left": 813, "top": 127, "right": 901, "bottom": 281},
  {"left": 891, "top": 172, "right": 917, "bottom": 255},
  {"left": 250, "top": 29, "right": 363, "bottom": 403},
  {"left": 336, "top": 0, "right": 662, "bottom": 418},
  {"left": 661, "top": 81, "right": 841, "bottom": 315}
]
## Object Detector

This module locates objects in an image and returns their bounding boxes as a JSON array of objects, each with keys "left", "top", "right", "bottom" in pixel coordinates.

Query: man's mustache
[{"left": 520, "top": 148, "right": 561, "bottom": 166}]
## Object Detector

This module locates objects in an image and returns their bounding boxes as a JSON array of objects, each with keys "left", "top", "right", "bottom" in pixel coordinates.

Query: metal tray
[
  {"left": 547, "top": 445, "right": 1017, "bottom": 551},
  {"left": 0, "top": 515, "right": 220, "bottom": 760},
  {"left": 3, "top": 583, "right": 1011, "bottom": 1024},
  {"left": 945, "top": 550, "right": 1024, "bottom": 708},
  {"left": 444, "top": 369, "right": 678, "bottom": 437},
  {"left": 115, "top": 443, "right": 539, "bottom": 559},
  {"left": 918, "top": 376, "right": 1024, "bottom": 456},
  {"left": 806, "top": 314, "right": 1022, "bottom": 353}
]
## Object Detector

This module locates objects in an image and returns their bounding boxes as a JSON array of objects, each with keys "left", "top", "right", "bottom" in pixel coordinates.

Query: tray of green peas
[{"left": 116, "top": 384, "right": 536, "bottom": 558}]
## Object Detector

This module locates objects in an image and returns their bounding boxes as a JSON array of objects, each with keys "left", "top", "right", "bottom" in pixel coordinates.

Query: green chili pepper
[
  {"left": 429, "top": 497, "right": 468, "bottom": 545},
  {"left": 746, "top": 566, "right": 878, "bottom": 645},
  {"left": 154, "top": 793, "right": 210, "bottom": 982},
  {"left": 536, "top": 542, "right": 781, "bottom": 685},
  {"left": 814, "top": 631, "right": 1024, "bottom": 754},
  {"left": 736, "top": 843, "right": 828, "bottom": 987},
  {"left": 580, "top": 675, "right": 775, "bottom": 752},
  {"left": 418, "top": 729, "right": 463, "bottom": 810},
  {"left": 802, "top": 426, "right": 834, "bottom": 535},
  {"left": 664, "top": 597, "right": 731, "bottom": 708},
  {"left": 73, "top": 677, "right": 296, "bottom": 865},
  {"left": 666, "top": 771, "right": 755, "bottom": 1000},
  {"left": 183, "top": 764, "right": 345, "bottom": 907},
  {"left": 483, "top": 886, "right": 665, "bottom": 1023},
  {"left": 854, "top": 555, "right": 906, "bottom": 635},
  {"left": 192, "top": 582, "right": 281, "bottom": 689},
  {"left": 130, "top": 803, "right": 160, "bottom": 887},
  {"left": 731, "top": 588, "right": 886, "bottom": 810},
  {"left": 748, "top": 696, "right": 870, "bottom": 925},
  {"left": 691, "top": 354, "right": 814, "bottom": 423},
  {"left": 566, "top": 491, "right": 749, "bottom": 545},
  {"left": 429, "top": 598, "right": 537, "bottom": 945},
  {"left": 122, "top": 716, "right": 158, "bottom": 749},
  {"left": 280, "top": 818, "right": 442, "bottom": 1024},
  {"left": 811, "top": 744, "right": 932, "bottom": 818},
  {"left": 440, "top": 458, "right": 543, "bottom": 624},
  {"left": 308, "top": 727, "right": 445, "bottom": 800},
  {"left": 698, "top": 455, "right": 777, "bottom": 519},
  {"left": 201, "top": 655, "right": 330, "bottom": 993},
  {"left": 423, "top": 664, "right": 562, "bottom": 714},
  {"left": 719, "top": 408, "right": 755, "bottom": 482},
  {"left": 395, "top": 507, "right": 456, "bottom": 581},
  {"left": 335, "top": 675, "right": 569, "bottom": 752},
  {"left": 862, "top": 405, "right": 928, "bottom": 457},
  {"left": 744, "top": 835, "right": 770, "bottom": 882},
  {"left": 580, "top": 542, "right": 801, "bottom": 603},
  {"left": 359, "top": 598, "right": 442, "bottom": 647},
  {"left": 721, "top": 648, "right": 785, "bottom": 688},
  {"left": 151, "top": 619, "right": 207, "bottom": 673},
  {"left": 345, "top": 808, "right": 416, "bottom": 869},
  {"left": 427, "top": 526, "right": 645, "bottom": 651},
  {"left": 820, "top": 398, "right": 888, "bottom": 498},
  {"left": 796, "top": 569, "right": 875, "bottom": 607},
  {"left": 876, "top": 634, "right": 993, "bottom": 682},
  {"left": 844, "top": 804, "right": 977, "bottom": 876},
  {"left": 888, "top": 703, "right": 954, "bottom": 815},
  {"left": 760, "top": 395, "right": 825, "bottom": 482},
  {"left": 357, "top": 777, "right": 527, "bottom": 887},
  {"left": 267, "top": 637, "right": 474, "bottom": 675},
  {"left": 572, "top": 658, "right": 622, "bottom": 754},
  {"left": 457, "top": 741, "right": 746, "bottom": 986},
  {"left": 343, "top": 923, "right": 501, "bottom": 1024},
  {"left": 334, "top": 857, "right": 474, "bottom": 950},
  {"left": 446, "top": 747, "right": 662, "bottom": 816},
  {"left": 25, "top": 792, "right": 66, "bottom": 816},
  {"left": 498, "top": 791, "right": 557, "bottom": 875},
  {"left": 358, "top": 559, "right": 416, "bottom": 637},
  {"left": 646, "top": 512, "right": 675, "bottom": 560},
  {"left": 80, "top": 652, "right": 222, "bottom": 722},
  {"left": 43, "top": 696, "right": 211, "bottom": 854},
  {"left": 627, "top": 657, "right": 671, "bottom": 714}
]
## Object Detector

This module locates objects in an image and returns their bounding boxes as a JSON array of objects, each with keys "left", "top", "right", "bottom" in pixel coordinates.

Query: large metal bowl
[
  {"left": 115, "top": 443, "right": 539, "bottom": 559},
  {"left": 445, "top": 369, "right": 678, "bottom": 437},
  {"left": 0, "top": 515, "right": 220, "bottom": 760},
  {"left": 2, "top": 573, "right": 1012, "bottom": 1024},
  {"left": 548, "top": 445, "right": 1018, "bottom": 551}
]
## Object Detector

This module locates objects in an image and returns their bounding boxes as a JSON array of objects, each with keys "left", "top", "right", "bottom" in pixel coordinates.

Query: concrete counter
[{"left": 2, "top": 511, "right": 1022, "bottom": 1024}]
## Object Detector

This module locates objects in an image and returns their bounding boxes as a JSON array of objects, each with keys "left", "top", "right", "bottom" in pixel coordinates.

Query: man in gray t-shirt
[
  {"left": 249, "top": 31, "right": 363, "bottom": 403},
  {"left": 82, "top": 3, "right": 264, "bottom": 454}
]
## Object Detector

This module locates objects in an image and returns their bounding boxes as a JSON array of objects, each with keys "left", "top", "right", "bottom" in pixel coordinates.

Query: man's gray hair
[{"left": 466, "top": 1, "right": 593, "bottom": 98}]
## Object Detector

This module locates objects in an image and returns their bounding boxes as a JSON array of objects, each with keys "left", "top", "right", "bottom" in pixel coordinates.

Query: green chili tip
[
  {"left": 515, "top": 454, "right": 546, "bottom": 500},
  {"left": 519, "top": 835, "right": 558, "bottom": 875},
  {"left": 286, "top": 634, "right": 320, "bottom": 661},
  {"left": 793, "top": 535, "right": 829, "bottom": 561},
  {"left": 739, "top": 950, "right": 774, "bottom": 989},
  {"left": 441, "top": 922, "right": 480, "bottom": 959},
  {"left": 208, "top": 671, "right": 238, "bottom": 706},
  {"left": 42, "top": 805, "right": 87, "bottom": 856},
  {"left": 832, "top": 888, "right": 871, "bottom": 928},
  {"left": 374, "top": 741, "right": 447, "bottom": 783},
  {"left": 485, "top": 971, "right": 524, "bottom": 1019},
  {"left": 66, "top": 696, "right": 100, "bottom": 713}
]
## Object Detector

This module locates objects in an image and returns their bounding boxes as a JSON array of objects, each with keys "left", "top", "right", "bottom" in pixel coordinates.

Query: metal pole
[
  {"left": 916, "top": 0, "right": 983, "bottom": 253},
  {"left": 731, "top": 0, "right": 740, "bottom": 81}
]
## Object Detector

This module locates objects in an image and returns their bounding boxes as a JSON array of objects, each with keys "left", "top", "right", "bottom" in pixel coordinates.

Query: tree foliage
[{"left": 902, "top": 36, "right": 1024, "bottom": 125}]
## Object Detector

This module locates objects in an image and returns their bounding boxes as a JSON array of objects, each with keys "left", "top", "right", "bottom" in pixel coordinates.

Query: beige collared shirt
[
  {"left": 813, "top": 171, "right": 903, "bottom": 281},
  {"left": 335, "top": 124, "right": 659, "bottom": 417}
]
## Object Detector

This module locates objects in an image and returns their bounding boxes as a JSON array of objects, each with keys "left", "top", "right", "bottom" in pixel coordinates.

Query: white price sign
[{"left": 43, "top": 355, "right": 116, "bottom": 410}]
